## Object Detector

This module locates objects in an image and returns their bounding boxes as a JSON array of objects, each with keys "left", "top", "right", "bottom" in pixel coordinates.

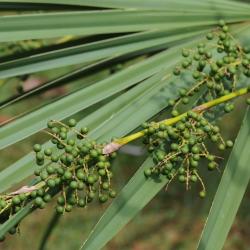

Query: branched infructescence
[
  {"left": 142, "top": 111, "right": 233, "bottom": 198},
  {"left": 0, "top": 21, "right": 250, "bottom": 241},
  {"left": 140, "top": 22, "right": 250, "bottom": 197},
  {"left": 0, "top": 119, "right": 116, "bottom": 239},
  {"left": 170, "top": 21, "right": 250, "bottom": 114}
]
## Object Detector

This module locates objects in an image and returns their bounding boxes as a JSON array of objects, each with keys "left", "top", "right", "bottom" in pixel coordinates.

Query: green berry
[
  {"left": 191, "top": 145, "right": 200, "bottom": 154},
  {"left": 98, "top": 169, "right": 106, "bottom": 176},
  {"left": 0, "top": 199, "right": 7, "bottom": 208},
  {"left": 191, "top": 175, "right": 197, "bottom": 182},
  {"left": 68, "top": 196, "right": 77, "bottom": 205},
  {"left": 182, "top": 60, "right": 190, "bottom": 68},
  {"left": 77, "top": 170, "right": 85, "bottom": 180},
  {"left": 70, "top": 181, "right": 78, "bottom": 189},
  {"left": 173, "top": 67, "right": 181, "bottom": 76},
  {"left": 67, "top": 139, "right": 75, "bottom": 146},
  {"left": 109, "top": 190, "right": 117, "bottom": 198},
  {"left": 211, "top": 135, "right": 218, "bottom": 142},
  {"left": 193, "top": 54, "right": 201, "bottom": 61},
  {"left": 12, "top": 196, "right": 21, "bottom": 205},
  {"left": 210, "top": 63, "right": 219, "bottom": 73},
  {"left": 181, "top": 145, "right": 189, "bottom": 154},
  {"left": 171, "top": 110, "right": 179, "bottom": 117},
  {"left": 99, "top": 194, "right": 108, "bottom": 203},
  {"left": 37, "top": 188, "right": 45, "bottom": 197},
  {"left": 192, "top": 70, "right": 201, "bottom": 79},
  {"left": 88, "top": 191, "right": 95, "bottom": 200},
  {"left": 78, "top": 199, "right": 86, "bottom": 207},
  {"left": 90, "top": 149, "right": 98, "bottom": 158},
  {"left": 182, "top": 49, "right": 190, "bottom": 57},
  {"left": 44, "top": 148, "right": 52, "bottom": 156},
  {"left": 51, "top": 155, "right": 59, "bottom": 162},
  {"left": 208, "top": 161, "right": 216, "bottom": 170},
  {"left": 33, "top": 144, "right": 42, "bottom": 152},
  {"left": 171, "top": 143, "right": 179, "bottom": 151},
  {"left": 199, "top": 190, "right": 206, "bottom": 198},
  {"left": 212, "top": 126, "right": 220, "bottom": 133},
  {"left": 102, "top": 182, "right": 109, "bottom": 190},
  {"left": 35, "top": 197, "right": 43, "bottom": 206},
  {"left": 226, "top": 140, "right": 234, "bottom": 148},
  {"left": 204, "top": 125, "right": 211, "bottom": 132},
  {"left": 80, "top": 127, "right": 89, "bottom": 134},
  {"left": 47, "top": 120, "right": 54, "bottom": 128},
  {"left": 65, "top": 145, "right": 73, "bottom": 153},
  {"left": 206, "top": 33, "right": 213, "bottom": 40},
  {"left": 87, "top": 175, "right": 96, "bottom": 185},
  {"left": 80, "top": 146, "right": 89, "bottom": 154},
  {"left": 222, "top": 25, "right": 229, "bottom": 32},
  {"left": 56, "top": 205, "right": 64, "bottom": 214},
  {"left": 246, "top": 98, "right": 250, "bottom": 105},
  {"left": 144, "top": 168, "right": 152, "bottom": 178},
  {"left": 198, "top": 48, "right": 205, "bottom": 55},
  {"left": 51, "top": 127, "right": 59, "bottom": 134},
  {"left": 30, "top": 191, "right": 37, "bottom": 198},
  {"left": 178, "top": 175, "right": 185, "bottom": 183},
  {"left": 43, "top": 194, "right": 52, "bottom": 202},
  {"left": 178, "top": 167, "right": 185, "bottom": 174},
  {"left": 57, "top": 196, "right": 65, "bottom": 205},
  {"left": 190, "top": 160, "right": 198, "bottom": 168},
  {"left": 65, "top": 204, "right": 72, "bottom": 212},
  {"left": 219, "top": 33, "right": 226, "bottom": 40},
  {"left": 64, "top": 171, "right": 72, "bottom": 180},
  {"left": 19, "top": 193, "right": 26, "bottom": 201},
  {"left": 77, "top": 182, "right": 84, "bottom": 190},
  {"left": 57, "top": 167, "right": 64, "bottom": 175},
  {"left": 40, "top": 171, "right": 48, "bottom": 181},
  {"left": 188, "top": 138, "right": 196, "bottom": 145},
  {"left": 168, "top": 99, "right": 175, "bottom": 106},
  {"left": 36, "top": 152, "right": 44, "bottom": 161},
  {"left": 47, "top": 179, "right": 56, "bottom": 188},
  {"left": 68, "top": 119, "right": 77, "bottom": 127},
  {"left": 66, "top": 154, "right": 74, "bottom": 163},
  {"left": 156, "top": 150, "right": 165, "bottom": 161},
  {"left": 207, "top": 155, "right": 215, "bottom": 161},
  {"left": 218, "top": 143, "right": 226, "bottom": 151},
  {"left": 193, "top": 154, "right": 200, "bottom": 161},
  {"left": 46, "top": 166, "right": 55, "bottom": 174},
  {"left": 59, "top": 132, "right": 67, "bottom": 140}
]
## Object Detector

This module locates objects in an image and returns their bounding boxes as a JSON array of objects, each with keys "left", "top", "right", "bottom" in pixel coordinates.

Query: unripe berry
[
  {"left": 68, "top": 119, "right": 77, "bottom": 127},
  {"left": 70, "top": 181, "right": 78, "bottom": 189},
  {"left": 144, "top": 168, "right": 152, "bottom": 178},
  {"left": 199, "top": 190, "right": 206, "bottom": 198},
  {"left": 33, "top": 144, "right": 42, "bottom": 152},
  {"left": 56, "top": 205, "right": 64, "bottom": 214}
]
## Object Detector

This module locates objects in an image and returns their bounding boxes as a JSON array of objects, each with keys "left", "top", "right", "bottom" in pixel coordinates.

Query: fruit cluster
[
  {"left": 140, "top": 21, "right": 250, "bottom": 196},
  {"left": 171, "top": 21, "right": 250, "bottom": 112},
  {"left": 142, "top": 111, "right": 234, "bottom": 197},
  {"left": 0, "top": 119, "right": 116, "bottom": 239}
]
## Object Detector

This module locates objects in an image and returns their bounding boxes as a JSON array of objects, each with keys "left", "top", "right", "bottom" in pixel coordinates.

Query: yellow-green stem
[{"left": 114, "top": 87, "right": 249, "bottom": 147}]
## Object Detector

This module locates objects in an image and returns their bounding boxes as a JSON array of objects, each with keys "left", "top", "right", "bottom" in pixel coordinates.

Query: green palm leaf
[{"left": 197, "top": 108, "right": 250, "bottom": 250}]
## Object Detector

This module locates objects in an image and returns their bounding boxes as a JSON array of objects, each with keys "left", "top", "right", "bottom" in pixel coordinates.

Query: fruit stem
[{"left": 103, "top": 87, "right": 249, "bottom": 154}]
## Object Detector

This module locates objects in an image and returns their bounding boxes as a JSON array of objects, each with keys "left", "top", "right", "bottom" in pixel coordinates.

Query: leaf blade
[{"left": 197, "top": 107, "right": 250, "bottom": 250}]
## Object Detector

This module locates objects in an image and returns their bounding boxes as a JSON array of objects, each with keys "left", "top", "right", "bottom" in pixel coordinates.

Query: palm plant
[{"left": 0, "top": 1, "right": 250, "bottom": 249}]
